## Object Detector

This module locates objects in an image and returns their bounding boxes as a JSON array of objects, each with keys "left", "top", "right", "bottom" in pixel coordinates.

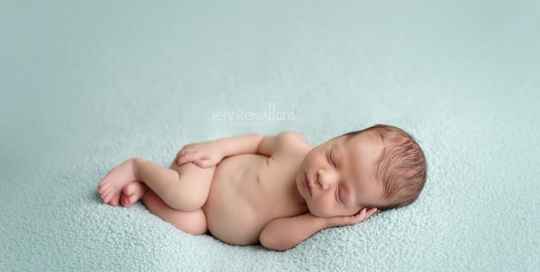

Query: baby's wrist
[
  {"left": 212, "top": 139, "right": 225, "bottom": 157},
  {"left": 323, "top": 218, "right": 333, "bottom": 229},
  {"left": 306, "top": 213, "right": 331, "bottom": 230}
]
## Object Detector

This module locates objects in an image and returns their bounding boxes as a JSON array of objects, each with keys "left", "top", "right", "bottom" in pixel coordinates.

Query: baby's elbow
[
  {"left": 260, "top": 239, "right": 288, "bottom": 252},
  {"left": 260, "top": 232, "right": 295, "bottom": 251},
  {"left": 260, "top": 231, "right": 278, "bottom": 251}
]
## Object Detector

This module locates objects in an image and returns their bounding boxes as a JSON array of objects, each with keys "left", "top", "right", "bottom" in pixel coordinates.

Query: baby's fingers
[
  {"left": 177, "top": 153, "right": 200, "bottom": 165},
  {"left": 182, "top": 143, "right": 197, "bottom": 150},
  {"left": 353, "top": 208, "right": 377, "bottom": 222},
  {"left": 355, "top": 208, "right": 368, "bottom": 222},
  {"left": 193, "top": 159, "right": 216, "bottom": 168},
  {"left": 178, "top": 147, "right": 196, "bottom": 156},
  {"left": 359, "top": 208, "right": 380, "bottom": 222}
]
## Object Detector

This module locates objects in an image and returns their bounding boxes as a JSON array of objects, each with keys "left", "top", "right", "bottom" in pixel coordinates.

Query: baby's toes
[
  {"left": 122, "top": 194, "right": 136, "bottom": 208},
  {"left": 104, "top": 190, "right": 119, "bottom": 205},
  {"left": 98, "top": 178, "right": 109, "bottom": 190},
  {"left": 98, "top": 181, "right": 113, "bottom": 197},
  {"left": 101, "top": 187, "right": 114, "bottom": 202},
  {"left": 120, "top": 193, "right": 129, "bottom": 207},
  {"left": 98, "top": 183, "right": 105, "bottom": 194},
  {"left": 123, "top": 183, "right": 137, "bottom": 196},
  {"left": 109, "top": 194, "right": 120, "bottom": 207}
]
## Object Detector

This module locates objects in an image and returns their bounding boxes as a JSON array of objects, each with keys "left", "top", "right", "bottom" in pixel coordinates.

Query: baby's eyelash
[
  {"left": 338, "top": 187, "right": 346, "bottom": 204},
  {"left": 329, "top": 150, "right": 335, "bottom": 167}
]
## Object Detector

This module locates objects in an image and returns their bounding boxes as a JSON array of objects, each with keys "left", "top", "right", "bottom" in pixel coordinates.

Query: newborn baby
[{"left": 98, "top": 124, "right": 426, "bottom": 251}]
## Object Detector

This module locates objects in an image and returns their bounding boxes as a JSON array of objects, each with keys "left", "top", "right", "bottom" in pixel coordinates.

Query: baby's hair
[{"left": 343, "top": 124, "right": 427, "bottom": 211}]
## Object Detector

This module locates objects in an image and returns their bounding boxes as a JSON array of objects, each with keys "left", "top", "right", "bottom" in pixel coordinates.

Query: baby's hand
[
  {"left": 176, "top": 140, "right": 224, "bottom": 168},
  {"left": 323, "top": 208, "right": 380, "bottom": 229}
]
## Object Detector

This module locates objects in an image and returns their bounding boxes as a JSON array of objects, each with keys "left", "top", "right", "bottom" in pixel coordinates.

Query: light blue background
[{"left": 1, "top": 1, "right": 539, "bottom": 271}]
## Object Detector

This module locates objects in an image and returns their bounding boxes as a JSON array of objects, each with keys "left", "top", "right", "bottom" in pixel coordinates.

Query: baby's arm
[
  {"left": 260, "top": 208, "right": 379, "bottom": 251},
  {"left": 177, "top": 132, "right": 299, "bottom": 168}
]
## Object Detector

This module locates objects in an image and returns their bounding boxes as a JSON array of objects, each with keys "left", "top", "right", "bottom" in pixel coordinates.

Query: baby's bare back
[{"left": 202, "top": 154, "right": 307, "bottom": 245}]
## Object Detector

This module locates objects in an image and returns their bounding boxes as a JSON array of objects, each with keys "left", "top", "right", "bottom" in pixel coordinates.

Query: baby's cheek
[{"left": 309, "top": 202, "right": 336, "bottom": 218}]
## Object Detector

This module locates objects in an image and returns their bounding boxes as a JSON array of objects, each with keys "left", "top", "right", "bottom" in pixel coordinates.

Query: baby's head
[
  {"left": 342, "top": 124, "right": 427, "bottom": 211},
  {"left": 297, "top": 124, "right": 426, "bottom": 218}
]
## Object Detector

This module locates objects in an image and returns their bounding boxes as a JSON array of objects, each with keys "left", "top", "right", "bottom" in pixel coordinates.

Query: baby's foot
[
  {"left": 120, "top": 182, "right": 148, "bottom": 208},
  {"left": 98, "top": 158, "right": 138, "bottom": 207}
]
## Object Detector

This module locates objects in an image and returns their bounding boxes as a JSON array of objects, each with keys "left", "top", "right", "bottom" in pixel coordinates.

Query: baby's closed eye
[{"left": 338, "top": 186, "right": 348, "bottom": 204}]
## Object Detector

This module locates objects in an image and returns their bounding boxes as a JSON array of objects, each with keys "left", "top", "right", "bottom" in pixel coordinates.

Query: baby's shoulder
[
  {"left": 275, "top": 131, "right": 307, "bottom": 144},
  {"left": 271, "top": 131, "right": 311, "bottom": 158}
]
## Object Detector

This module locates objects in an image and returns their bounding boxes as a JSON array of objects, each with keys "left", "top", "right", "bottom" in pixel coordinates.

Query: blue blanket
[{"left": 1, "top": 1, "right": 539, "bottom": 270}]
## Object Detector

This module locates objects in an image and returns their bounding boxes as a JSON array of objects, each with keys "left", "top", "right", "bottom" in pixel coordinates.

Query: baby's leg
[
  {"left": 99, "top": 158, "right": 214, "bottom": 211},
  {"left": 142, "top": 189, "right": 207, "bottom": 235}
]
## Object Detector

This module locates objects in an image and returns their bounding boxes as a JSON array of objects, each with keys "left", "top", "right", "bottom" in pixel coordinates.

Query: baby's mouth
[{"left": 304, "top": 173, "right": 312, "bottom": 196}]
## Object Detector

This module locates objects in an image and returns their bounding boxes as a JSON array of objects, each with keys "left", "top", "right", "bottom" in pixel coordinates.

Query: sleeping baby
[{"left": 98, "top": 124, "right": 426, "bottom": 251}]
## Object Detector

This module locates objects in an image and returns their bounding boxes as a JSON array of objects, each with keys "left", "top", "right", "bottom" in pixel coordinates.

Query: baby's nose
[{"left": 317, "top": 169, "right": 331, "bottom": 190}]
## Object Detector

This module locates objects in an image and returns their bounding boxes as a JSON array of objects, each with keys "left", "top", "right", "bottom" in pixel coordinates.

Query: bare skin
[
  {"left": 120, "top": 182, "right": 148, "bottom": 208},
  {"left": 98, "top": 132, "right": 382, "bottom": 250}
]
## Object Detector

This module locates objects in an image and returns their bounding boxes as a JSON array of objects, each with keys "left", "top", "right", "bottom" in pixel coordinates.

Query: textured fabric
[{"left": 1, "top": 1, "right": 539, "bottom": 271}]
